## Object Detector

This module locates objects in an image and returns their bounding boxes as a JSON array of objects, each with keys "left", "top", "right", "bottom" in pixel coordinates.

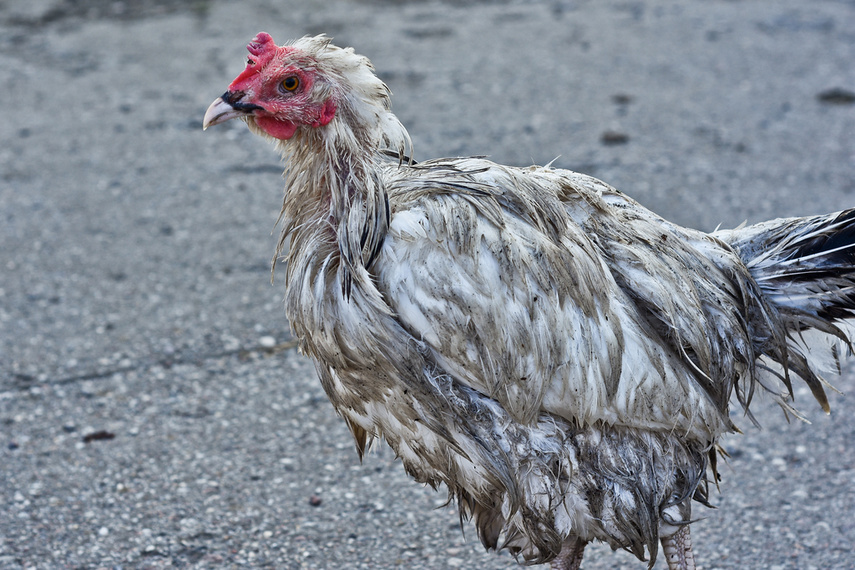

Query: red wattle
[{"left": 255, "top": 116, "right": 298, "bottom": 140}]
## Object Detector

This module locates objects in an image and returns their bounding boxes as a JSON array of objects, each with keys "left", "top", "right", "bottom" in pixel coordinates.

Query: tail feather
[
  {"left": 728, "top": 209, "right": 855, "bottom": 317},
  {"left": 715, "top": 209, "right": 855, "bottom": 414}
]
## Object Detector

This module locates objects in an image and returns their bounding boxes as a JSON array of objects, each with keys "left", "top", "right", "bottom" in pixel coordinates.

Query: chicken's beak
[
  {"left": 203, "top": 92, "right": 263, "bottom": 130},
  {"left": 203, "top": 96, "right": 239, "bottom": 129}
]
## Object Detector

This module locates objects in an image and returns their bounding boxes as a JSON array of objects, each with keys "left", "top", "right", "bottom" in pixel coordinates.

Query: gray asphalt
[{"left": 1, "top": 0, "right": 854, "bottom": 568}]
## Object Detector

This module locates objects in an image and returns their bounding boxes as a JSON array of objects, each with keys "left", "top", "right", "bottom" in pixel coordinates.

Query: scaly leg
[
  {"left": 661, "top": 525, "right": 696, "bottom": 570},
  {"left": 551, "top": 537, "right": 586, "bottom": 570}
]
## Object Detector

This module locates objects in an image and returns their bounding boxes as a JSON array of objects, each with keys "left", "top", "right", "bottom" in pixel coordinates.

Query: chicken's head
[
  {"left": 203, "top": 32, "right": 337, "bottom": 140},
  {"left": 204, "top": 33, "right": 411, "bottom": 159}
]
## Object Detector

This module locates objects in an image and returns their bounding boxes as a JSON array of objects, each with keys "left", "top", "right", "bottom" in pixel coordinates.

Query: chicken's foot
[
  {"left": 550, "top": 537, "right": 586, "bottom": 570},
  {"left": 661, "top": 524, "right": 696, "bottom": 570}
]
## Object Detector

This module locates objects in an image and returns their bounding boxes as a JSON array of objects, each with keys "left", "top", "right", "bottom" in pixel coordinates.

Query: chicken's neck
[{"left": 275, "top": 130, "right": 392, "bottom": 301}]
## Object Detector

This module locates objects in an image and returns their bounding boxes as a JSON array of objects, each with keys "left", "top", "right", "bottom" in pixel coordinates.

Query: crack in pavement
[{"left": 4, "top": 339, "right": 300, "bottom": 391}]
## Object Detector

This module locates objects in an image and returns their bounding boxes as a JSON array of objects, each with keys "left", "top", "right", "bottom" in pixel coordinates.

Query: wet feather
[{"left": 206, "top": 34, "right": 855, "bottom": 568}]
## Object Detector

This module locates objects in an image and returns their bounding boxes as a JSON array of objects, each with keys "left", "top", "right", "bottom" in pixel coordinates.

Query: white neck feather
[{"left": 270, "top": 37, "right": 411, "bottom": 290}]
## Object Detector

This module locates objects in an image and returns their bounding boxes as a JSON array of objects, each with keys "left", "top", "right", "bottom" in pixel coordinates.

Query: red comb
[
  {"left": 227, "top": 32, "right": 294, "bottom": 92},
  {"left": 247, "top": 32, "right": 275, "bottom": 56}
]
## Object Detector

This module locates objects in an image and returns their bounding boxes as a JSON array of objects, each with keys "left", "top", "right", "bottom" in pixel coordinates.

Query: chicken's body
[{"left": 204, "top": 33, "right": 855, "bottom": 569}]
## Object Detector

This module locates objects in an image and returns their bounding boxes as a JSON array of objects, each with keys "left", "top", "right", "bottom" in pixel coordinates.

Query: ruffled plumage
[{"left": 206, "top": 34, "right": 855, "bottom": 569}]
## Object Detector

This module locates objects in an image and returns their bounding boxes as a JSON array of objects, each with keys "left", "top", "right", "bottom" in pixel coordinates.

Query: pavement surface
[{"left": 1, "top": 0, "right": 854, "bottom": 568}]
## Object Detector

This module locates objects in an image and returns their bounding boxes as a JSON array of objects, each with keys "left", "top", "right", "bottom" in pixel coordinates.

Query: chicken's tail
[{"left": 717, "top": 209, "right": 855, "bottom": 414}]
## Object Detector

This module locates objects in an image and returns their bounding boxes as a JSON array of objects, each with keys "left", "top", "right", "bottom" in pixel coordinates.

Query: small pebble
[
  {"left": 817, "top": 87, "right": 855, "bottom": 105},
  {"left": 82, "top": 430, "right": 115, "bottom": 444},
  {"left": 600, "top": 130, "right": 630, "bottom": 145}
]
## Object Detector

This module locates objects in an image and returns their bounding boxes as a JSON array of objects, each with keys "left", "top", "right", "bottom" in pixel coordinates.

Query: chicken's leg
[
  {"left": 661, "top": 525, "right": 696, "bottom": 570},
  {"left": 550, "top": 537, "right": 586, "bottom": 570}
]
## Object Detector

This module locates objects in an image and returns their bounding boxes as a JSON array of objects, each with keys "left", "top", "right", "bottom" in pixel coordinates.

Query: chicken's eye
[{"left": 281, "top": 76, "right": 300, "bottom": 92}]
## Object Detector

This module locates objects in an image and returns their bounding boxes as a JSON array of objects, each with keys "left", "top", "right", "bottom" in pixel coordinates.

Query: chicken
[{"left": 203, "top": 33, "right": 855, "bottom": 569}]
